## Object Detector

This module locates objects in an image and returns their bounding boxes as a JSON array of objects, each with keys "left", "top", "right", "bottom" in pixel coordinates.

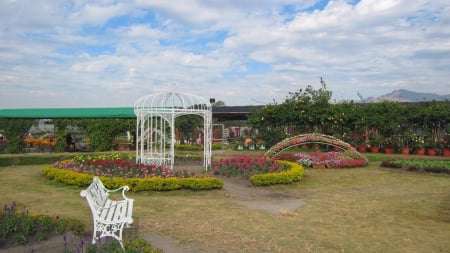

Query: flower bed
[
  {"left": 210, "top": 155, "right": 305, "bottom": 186},
  {"left": 54, "top": 154, "right": 193, "bottom": 178},
  {"left": 381, "top": 159, "right": 450, "bottom": 174},
  {"left": 210, "top": 155, "right": 290, "bottom": 178},
  {"left": 43, "top": 154, "right": 223, "bottom": 191},
  {"left": 276, "top": 151, "right": 368, "bottom": 168}
]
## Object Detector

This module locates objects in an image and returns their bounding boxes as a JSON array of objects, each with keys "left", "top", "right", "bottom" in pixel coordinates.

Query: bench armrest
[{"left": 106, "top": 185, "right": 132, "bottom": 200}]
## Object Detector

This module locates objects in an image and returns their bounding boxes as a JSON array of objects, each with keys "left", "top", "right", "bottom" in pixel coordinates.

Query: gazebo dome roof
[{"left": 134, "top": 91, "right": 211, "bottom": 113}]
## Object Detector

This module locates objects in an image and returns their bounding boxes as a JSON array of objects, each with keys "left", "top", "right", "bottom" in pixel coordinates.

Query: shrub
[
  {"left": 250, "top": 161, "right": 305, "bottom": 186},
  {"left": 0, "top": 201, "right": 85, "bottom": 246},
  {"left": 41, "top": 167, "right": 223, "bottom": 191},
  {"left": 381, "top": 159, "right": 450, "bottom": 174}
]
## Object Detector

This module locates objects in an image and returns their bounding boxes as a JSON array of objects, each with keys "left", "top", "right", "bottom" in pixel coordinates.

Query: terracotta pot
[
  {"left": 401, "top": 148, "right": 410, "bottom": 155},
  {"left": 442, "top": 148, "right": 450, "bottom": 157},
  {"left": 370, "top": 146, "right": 379, "bottom": 153},
  {"left": 357, "top": 146, "right": 367, "bottom": 152},
  {"left": 384, "top": 147, "right": 393, "bottom": 154},
  {"left": 427, "top": 148, "right": 437, "bottom": 156},
  {"left": 416, "top": 148, "right": 425, "bottom": 155}
]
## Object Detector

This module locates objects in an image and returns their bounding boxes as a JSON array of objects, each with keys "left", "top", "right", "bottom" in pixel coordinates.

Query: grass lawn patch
[{"left": 1, "top": 152, "right": 449, "bottom": 252}]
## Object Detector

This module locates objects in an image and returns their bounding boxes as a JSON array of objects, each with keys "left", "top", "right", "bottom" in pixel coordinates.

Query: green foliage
[
  {"left": 0, "top": 201, "right": 85, "bottom": 246},
  {"left": 0, "top": 201, "right": 161, "bottom": 252},
  {"left": 249, "top": 84, "right": 450, "bottom": 150},
  {"left": 85, "top": 237, "right": 163, "bottom": 253},
  {"left": 175, "top": 115, "right": 203, "bottom": 144},
  {"left": 85, "top": 119, "right": 135, "bottom": 151},
  {"left": 0, "top": 154, "right": 76, "bottom": 167},
  {"left": 52, "top": 118, "right": 135, "bottom": 152},
  {"left": 381, "top": 159, "right": 450, "bottom": 174},
  {"left": 0, "top": 119, "right": 34, "bottom": 153},
  {"left": 175, "top": 144, "right": 203, "bottom": 151}
]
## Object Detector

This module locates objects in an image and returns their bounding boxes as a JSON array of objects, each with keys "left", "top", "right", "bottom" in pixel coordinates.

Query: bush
[
  {"left": 41, "top": 166, "right": 223, "bottom": 191},
  {"left": 0, "top": 201, "right": 85, "bottom": 246},
  {"left": 250, "top": 161, "right": 305, "bottom": 186},
  {"left": 381, "top": 159, "right": 450, "bottom": 174},
  {"left": 0, "top": 154, "right": 77, "bottom": 167}
]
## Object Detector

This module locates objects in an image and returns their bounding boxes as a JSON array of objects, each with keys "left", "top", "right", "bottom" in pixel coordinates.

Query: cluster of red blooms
[{"left": 211, "top": 155, "right": 289, "bottom": 178}]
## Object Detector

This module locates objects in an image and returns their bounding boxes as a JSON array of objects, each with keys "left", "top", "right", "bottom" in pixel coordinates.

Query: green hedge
[
  {"left": 249, "top": 160, "right": 305, "bottom": 186},
  {"left": 0, "top": 154, "right": 77, "bottom": 167},
  {"left": 175, "top": 143, "right": 222, "bottom": 151},
  {"left": 41, "top": 167, "right": 223, "bottom": 191}
]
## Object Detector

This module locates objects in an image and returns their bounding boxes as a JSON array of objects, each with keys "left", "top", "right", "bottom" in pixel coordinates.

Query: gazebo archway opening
[{"left": 134, "top": 90, "right": 212, "bottom": 170}]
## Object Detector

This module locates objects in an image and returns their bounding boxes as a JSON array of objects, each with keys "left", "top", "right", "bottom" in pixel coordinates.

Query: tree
[
  {"left": 0, "top": 119, "right": 34, "bottom": 153},
  {"left": 175, "top": 115, "right": 203, "bottom": 144}
]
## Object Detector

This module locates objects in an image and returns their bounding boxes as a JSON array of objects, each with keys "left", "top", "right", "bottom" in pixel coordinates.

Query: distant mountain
[{"left": 361, "top": 89, "right": 450, "bottom": 103}]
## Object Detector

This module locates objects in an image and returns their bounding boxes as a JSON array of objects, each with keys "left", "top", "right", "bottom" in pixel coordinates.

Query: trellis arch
[
  {"left": 134, "top": 90, "right": 212, "bottom": 170},
  {"left": 264, "top": 133, "right": 368, "bottom": 163}
]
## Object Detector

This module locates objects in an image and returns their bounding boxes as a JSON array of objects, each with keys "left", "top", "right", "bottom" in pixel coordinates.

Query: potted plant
[
  {"left": 411, "top": 134, "right": 425, "bottom": 155},
  {"left": 355, "top": 134, "right": 368, "bottom": 152},
  {"left": 383, "top": 137, "right": 394, "bottom": 154},
  {"left": 400, "top": 132, "right": 414, "bottom": 155},
  {"left": 369, "top": 134, "right": 383, "bottom": 153},
  {"left": 424, "top": 138, "right": 437, "bottom": 156}
]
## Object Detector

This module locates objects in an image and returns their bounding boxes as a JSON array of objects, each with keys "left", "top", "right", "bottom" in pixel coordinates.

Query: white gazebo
[{"left": 134, "top": 90, "right": 212, "bottom": 170}]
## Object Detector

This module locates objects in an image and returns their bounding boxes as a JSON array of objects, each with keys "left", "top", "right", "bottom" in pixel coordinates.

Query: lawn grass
[{"left": 1, "top": 151, "right": 449, "bottom": 252}]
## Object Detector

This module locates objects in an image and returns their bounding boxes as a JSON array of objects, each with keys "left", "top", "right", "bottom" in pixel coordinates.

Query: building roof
[
  {"left": 0, "top": 106, "right": 262, "bottom": 120},
  {"left": 0, "top": 107, "right": 135, "bottom": 118}
]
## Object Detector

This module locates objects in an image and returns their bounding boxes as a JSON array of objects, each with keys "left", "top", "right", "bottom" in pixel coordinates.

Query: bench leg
[{"left": 93, "top": 222, "right": 127, "bottom": 248}]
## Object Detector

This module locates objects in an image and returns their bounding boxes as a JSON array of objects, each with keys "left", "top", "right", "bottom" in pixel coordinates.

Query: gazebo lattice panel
[{"left": 134, "top": 90, "right": 212, "bottom": 170}]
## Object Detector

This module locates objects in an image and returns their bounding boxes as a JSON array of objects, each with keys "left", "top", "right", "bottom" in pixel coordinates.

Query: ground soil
[{"left": 2, "top": 175, "right": 306, "bottom": 253}]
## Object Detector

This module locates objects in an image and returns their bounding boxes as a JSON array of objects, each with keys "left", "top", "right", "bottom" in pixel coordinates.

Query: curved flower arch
[{"left": 263, "top": 133, "right": 368, "bottom": 164}]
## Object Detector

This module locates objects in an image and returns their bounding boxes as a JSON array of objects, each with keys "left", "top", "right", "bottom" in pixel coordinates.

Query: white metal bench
[{"left": 80, "top": 176, "right": 134, "bottom": 248}]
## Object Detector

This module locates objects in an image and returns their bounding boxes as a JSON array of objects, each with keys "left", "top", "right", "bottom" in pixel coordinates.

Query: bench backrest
[{"left": 81, "top": 177, "right": 108, "bottom": 213}]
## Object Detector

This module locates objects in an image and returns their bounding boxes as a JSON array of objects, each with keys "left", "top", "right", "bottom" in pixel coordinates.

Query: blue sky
[{"left": 0, "top": 0, "right": 449, "bottom": 108}]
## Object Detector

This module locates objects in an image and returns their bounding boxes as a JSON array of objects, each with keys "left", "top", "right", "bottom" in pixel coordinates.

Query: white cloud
[{"left": 0, "top": 0, "right": 449, "bottom": 108}]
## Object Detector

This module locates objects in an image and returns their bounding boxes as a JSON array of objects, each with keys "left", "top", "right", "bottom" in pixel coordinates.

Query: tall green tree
[{"left": 0, "top": 119, "right": 34, "bottom": 153}]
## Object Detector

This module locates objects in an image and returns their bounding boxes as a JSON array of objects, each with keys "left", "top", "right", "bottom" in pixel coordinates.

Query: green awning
[{"left": 0, "top": 107, "right": 136, "bottom": 118}]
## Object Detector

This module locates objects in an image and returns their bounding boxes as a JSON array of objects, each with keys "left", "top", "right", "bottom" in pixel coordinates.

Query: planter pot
[
  {"left": 427, "top": 148, "right": 437, "bottom": 156},
  {"left": 416, "top": 148, "right": 425, "bottom": 155},
  {"left": 401, "top": 148, "right": 410, "bottom": 155},
  {"left": 384, "top": 147, "right": 393, "bottom": 154},
  {"left": 442, "top": 148, "right": 450, "bottom": 157},
  {"left": 357, "top": 146, "right": 367, "bottom": 153},
  {"left": 370, "top": 146, "right": 379, "bottom": 153}
]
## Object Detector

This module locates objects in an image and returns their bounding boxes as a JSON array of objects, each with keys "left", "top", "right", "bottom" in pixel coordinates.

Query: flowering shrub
[
  {"left": 250, "top": 160, "right": 304, "bottom": 186},
  {"left": 410, "top": 134, "right": 425, "bottom": 149},
  {"left": 276, "top": 152, "right": 367, "bottom": 168},
  {"left": 45, "top": 153, "right": 223, "bottom": 191},
  {"left": 210, "top": 155, "right": 290, "bottom": 178},
  {"left": 53, "top": 154, "right": 193, "bottom": 178}
]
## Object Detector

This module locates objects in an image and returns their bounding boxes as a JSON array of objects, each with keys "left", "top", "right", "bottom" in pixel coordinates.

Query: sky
[{"left": 0, "top": 0, "right": 449, "bottom": 108}]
